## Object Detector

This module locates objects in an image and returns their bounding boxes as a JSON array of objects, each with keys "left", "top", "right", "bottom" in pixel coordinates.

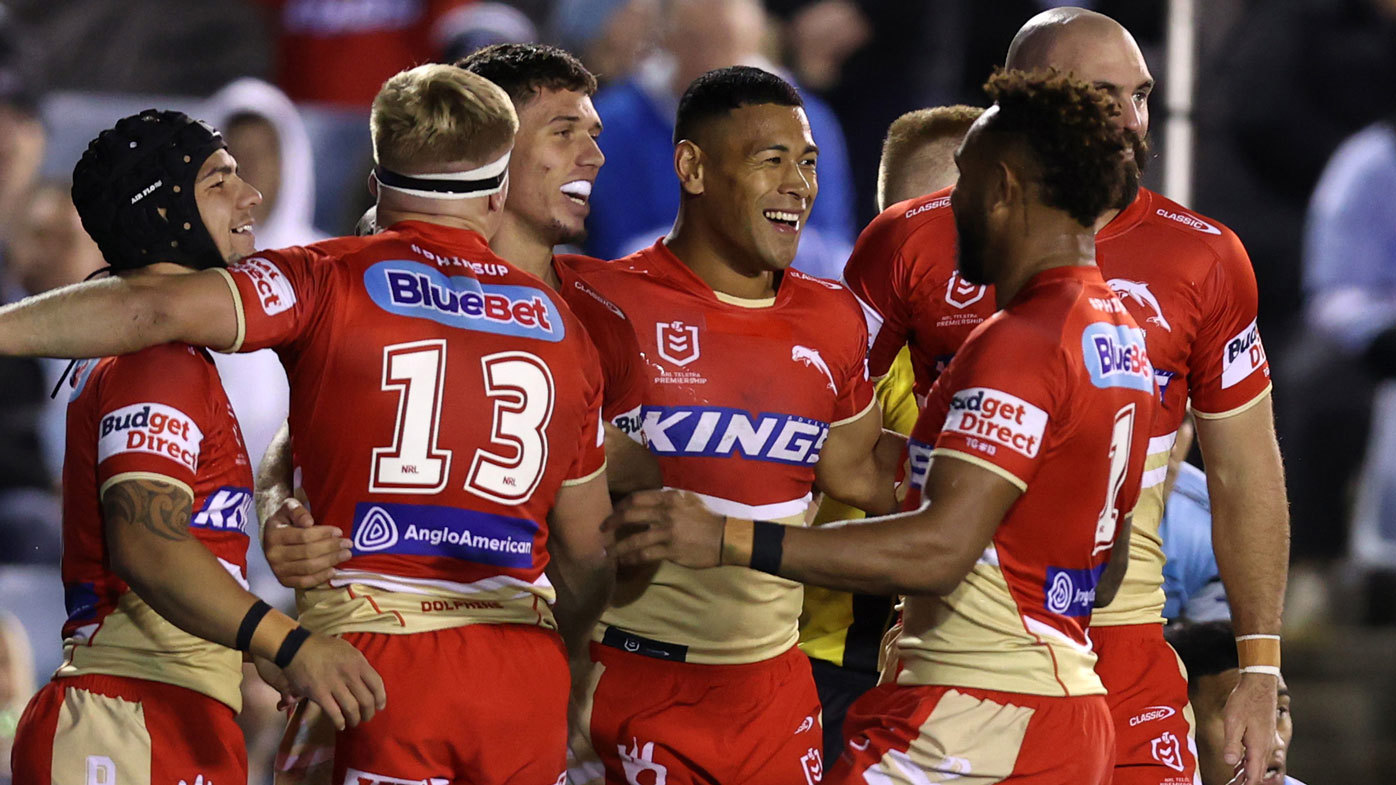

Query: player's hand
[
  {"left": 252, "top": 655, "right": 300, "bottom": 712},
  {"left": 263, "top": 498, "right": 351, "bottom": 589},
  {"left": 281, "top": 633, "right": 387, "bottom": 731},
  {"left": 1222, "top": 672, "right": 1279, "bottom": 784},
  {"left": 604, "top": 490, "right": 723, "bottom": 569}
]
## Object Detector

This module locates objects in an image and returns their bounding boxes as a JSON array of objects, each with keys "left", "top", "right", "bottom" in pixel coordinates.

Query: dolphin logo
[
  {"left": 1108, "top": 279, "right": 1172, "bottom": 332},
  {"left": 792, "top": 345, "right": 837, "bottom": 393}
]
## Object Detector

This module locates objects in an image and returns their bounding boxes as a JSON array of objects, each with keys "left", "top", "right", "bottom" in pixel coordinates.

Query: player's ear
[
  {"left": 988, "top": 159, "right": 1018, "bottom": 214},
  {"left": 367, "top": 171, "right": 380, "bottom": 199},
  {"left": 675, "top": 140, "right": 705, "bottom": 196}
]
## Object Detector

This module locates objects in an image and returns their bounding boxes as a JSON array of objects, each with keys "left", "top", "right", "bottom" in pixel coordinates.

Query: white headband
[{"left": 374, "top": 150, "right": 512, "bottom": 200}]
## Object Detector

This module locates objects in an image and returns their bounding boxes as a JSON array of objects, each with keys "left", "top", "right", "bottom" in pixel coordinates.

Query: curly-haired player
[{"left": 609, "top": 69, "right": 1156, "bottom": 784}]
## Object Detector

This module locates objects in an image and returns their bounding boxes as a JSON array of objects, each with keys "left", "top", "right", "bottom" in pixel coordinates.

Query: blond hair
[
  {"left": 371, "top": 64, "right": 519, "bottom": 172},
  {"left": 877, "top": 105, "right": 984, "bottom": 210}
]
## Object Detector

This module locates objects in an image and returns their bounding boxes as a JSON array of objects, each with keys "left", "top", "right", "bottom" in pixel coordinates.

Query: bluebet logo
[
  {"left": 641, "top": 405, "right": 830, "bottom": 465},
  {"left": 1043, "top": 563, "right": 1106, "bottom": 617},
  {"left": 351, "top": 501, "right": 538, "bottom": 568},
  {"left": 364, "top": 261, "right": 563, "bottom": 342},
  {"left": 1081, "top": 322, "right": 1154, "bottom": 392}
]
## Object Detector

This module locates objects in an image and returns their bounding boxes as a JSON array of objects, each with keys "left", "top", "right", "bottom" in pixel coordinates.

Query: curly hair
[
  {"left": 982, "top": 68, "right": 1136, "bottom": 227},
  {"left": 455, "top": 43, "right": 597, "bottom": 107}
]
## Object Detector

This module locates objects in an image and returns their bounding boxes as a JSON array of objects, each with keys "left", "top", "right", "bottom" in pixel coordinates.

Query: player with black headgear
[{"left": 9, "top": 109, "right": 384, "bottom": 785}]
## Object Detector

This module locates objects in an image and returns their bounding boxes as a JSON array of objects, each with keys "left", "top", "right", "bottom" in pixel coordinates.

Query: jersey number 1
[
  {"left": 370, "top": 340, "right": 555, "bottom": 503},
  {"left": 1094, "top": 403, "right": 1136, "bottom": 555}
]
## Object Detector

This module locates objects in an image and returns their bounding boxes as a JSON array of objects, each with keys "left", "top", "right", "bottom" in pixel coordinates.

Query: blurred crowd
[{"left": 1, "top": 0, "right": 1395, "bottom": 781}]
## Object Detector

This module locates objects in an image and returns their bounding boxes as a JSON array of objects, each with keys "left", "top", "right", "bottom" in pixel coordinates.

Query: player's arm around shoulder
[
  {"left": 0, "top": 266, "right": 240, "bottom": 358},
  {"left": 101, "top": 476, "right": 384, "bottom": 730}
]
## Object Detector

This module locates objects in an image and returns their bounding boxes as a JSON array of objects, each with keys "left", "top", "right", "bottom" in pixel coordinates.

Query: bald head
[{"left": 1003, "top": 7, "right": 1154, "bottom": 162}]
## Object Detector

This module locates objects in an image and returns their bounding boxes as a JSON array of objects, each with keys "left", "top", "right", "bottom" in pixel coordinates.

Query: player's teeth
[
  {"left": 764, "top": 210, "right": 799, "bottom": 223},
  {"left": 560, "top": 180, "right": 592, "bottom": 200}
]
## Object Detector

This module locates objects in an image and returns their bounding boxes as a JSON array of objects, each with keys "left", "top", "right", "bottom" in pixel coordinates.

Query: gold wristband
[
  {"left": 1235, "top": 634, "right": 1281, "bottom": 670},
  {"left": 720, "top": 517, "right": 754, "bottom": 567}
]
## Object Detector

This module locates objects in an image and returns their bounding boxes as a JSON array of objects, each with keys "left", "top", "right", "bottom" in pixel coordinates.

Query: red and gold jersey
[
  {"left": 845, "top": 187, "right": 1273, "bottom": 625},
  {"left": 554, "top": 253, "right": 647, "bottom": 438},
  {"left": 898, "top": 266, "right": 1156, "bottom": 696},
  {"left": 56, "top": 344, "right": 253, "bottom": 710},
  {"left": 217, "top": 221, "right": 606, "bottom": 636},
  {"left": 583, "top": 240, "right": 876, "bottom": 663}
]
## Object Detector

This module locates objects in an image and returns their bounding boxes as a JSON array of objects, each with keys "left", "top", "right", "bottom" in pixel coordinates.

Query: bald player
[
  {"left": 799, "top": 103, "right": 983, "bottom": 761},
  {"left": 841, "top": 9, "right": 1289, "bottom": 784}
]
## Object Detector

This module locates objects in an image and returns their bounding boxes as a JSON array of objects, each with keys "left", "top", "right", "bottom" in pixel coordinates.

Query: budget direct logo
[
  {"left": 1081, "top": 322, "right": 1154, "bottom": 393},
  {"left": 1221, "top": 319, "right": 1266, "bottom": 389},
  {"left": 232, "top": 257, "right": 297, "bottom": 316},
  {"left": 641, "top": 405, "right": 830, "bottom": 466},
  {"left": 1044, "top": 563, "right": 1105, "bottom": 617},
  {"left": 944, "top": 387, "right": 1047, "bottom": 459},
  {"left": 365, "top": 261, "right": 563, "bottom": 342},
  {"left": 350, "top": 501, "right": 538, "bottom": 569},
  {"left": 97, "top": 402, "right": 204, "bottom": 473}
]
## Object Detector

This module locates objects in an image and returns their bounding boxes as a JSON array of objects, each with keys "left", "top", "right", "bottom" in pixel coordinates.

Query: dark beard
[
  {"left": 954, "top": 210, "right": 990, "bottom": 286},
  {"left": 548, "top": 218, "right": 586, "bottom": 248},
  {"left": 1115, "top": 133, "right": 1150, "bottom": 209}
]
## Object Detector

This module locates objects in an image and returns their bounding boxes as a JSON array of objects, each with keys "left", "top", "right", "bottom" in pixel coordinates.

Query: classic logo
[
  {"left": 1044, "top": 564, "right": 1106, "bottom": 617},
  {"left": 342, "top": 769, "right": 449, "bottom": 785},
  {"left": 365, "top": 261, "right": 562, "bottom": 341},
  {"left": 801, "top": 748, "right": 823, "bottom": 785},
  {"left": 1129, "top": 706, "right": 1178, "bottom": 727},
  {"left": 795, "top": 715, "right": 816, "bottom": 735},
  {"left": 1150, "top": 732, "right": 1186, "bottom": 773},
  {"left": 1081, "top": 322, "right": 1154, "bottom": 392},
  {"left": 792, "top": 345, "right": 837, "bottom": 393},
  {"left": 1108, "top": 279, "right": 1172, "bottom": 332},
  {"left": 944, "top": 271, "right": 988, "bottom": 309},
  {"left": 642, "top": 406, "right": 830, "bottom": 466},
  {"left": 97, "top": 402, "right": 203, "bottom": 473},
  {"left": 350, "top": 502, "right": 536, "bottom": 568},
  {"left": 656, "top": 320, "right": 700, "bottom": 367},
  {"left": 233, "top": 257, "right": 297, "bottom": 316},
  {"left": 944, "top": 387, "right": 1048, "bottom": 459},
  {"left": 905, "top": 194, "right": 951, "bottom": 219},
  {"left": 1156, "top": 208, "right": 1221, "bottom": 235},
  {"left": 572, "top": 279, "right": 627, "bottom": 319},
  {"left": 191, "top": 487, "right": 253, "bottom": 534},
  {"left": 1221, "top": 319, "right": 1266, "bottom": 389}
]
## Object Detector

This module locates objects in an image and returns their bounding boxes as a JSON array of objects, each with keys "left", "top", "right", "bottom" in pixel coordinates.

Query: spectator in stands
[
  {"left": 1166, "top": 620, "right": 1306, "bottom": 785},
  {"left": 549, "top": 0, "right": 661, "bottom": 87},
  {"left": 1302, "top": 115, "right": 1396, "bottom": 612},
  {"left": 584, "top": 0, "right": 856, "bottom": 279}
]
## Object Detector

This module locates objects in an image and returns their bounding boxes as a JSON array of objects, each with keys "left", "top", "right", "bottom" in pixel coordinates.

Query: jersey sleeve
[
  {"left": 558, "top": 271, "right": 646, "bottom": 437},
  {"left": 216, "top": 246, "right": 326, "bottom": 354},
  {"left": 560, "top": 336, "right": 608, "bottom": 487},
  {"left": 842, "top": 212, "right": 913, "bottom": 379},
  {"left": 832, "top": 291, "right": 876, "bottom": 425},
  {"left": 1187, "top": 233, "right": 1273, "bottom": 418},
  {"left": 917, "top": 319, "right": 1063, "bottom": 493},
  {"left": 92, "top": 346, "right": 214, "bottom": 500}
]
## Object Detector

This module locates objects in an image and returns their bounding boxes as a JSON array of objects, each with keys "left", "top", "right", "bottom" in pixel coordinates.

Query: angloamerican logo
[
  {"left": 365, "top": 260, "right": 563, "bottom": 342},
  {"left": 351, "top": 502, "right": 538, "bottom": 568},
  {"left": 641, "top": 405, "right": 829, "bottom": 465},
  {"left": 1044, "top": 563, "right": 1106, "bottom": 617}
]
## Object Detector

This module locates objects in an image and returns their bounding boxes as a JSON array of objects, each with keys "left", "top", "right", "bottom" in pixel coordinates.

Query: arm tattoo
[{"left": 103, "top": 479, "right": 193, "bottom": 542}]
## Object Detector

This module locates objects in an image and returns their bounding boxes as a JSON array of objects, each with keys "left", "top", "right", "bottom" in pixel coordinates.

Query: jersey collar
[{"left": 1095, "top": 187, "right": 1153, "bottom": 243}]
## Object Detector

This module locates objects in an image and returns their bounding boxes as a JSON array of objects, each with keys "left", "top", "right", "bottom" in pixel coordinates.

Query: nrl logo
[
  {"left": 945, "top": 271, "right": 987, "bottom": 309},
  {"left": 656, "top": 320, "right": 700, "bottom": 367}
]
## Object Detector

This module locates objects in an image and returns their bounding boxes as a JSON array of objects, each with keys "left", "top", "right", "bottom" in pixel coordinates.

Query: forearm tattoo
[{"left": 103, "top": 479, "right": 193, "bottom": 541}]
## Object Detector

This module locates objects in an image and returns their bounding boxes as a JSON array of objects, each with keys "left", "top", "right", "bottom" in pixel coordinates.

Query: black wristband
[
  {"left": 274, "top": 626, "right": 312, "bottom": 669},
  {"left": 749, "top": 520, "right": 786, "bottom": 574},
  {"left": 236, "top": 600, "right": 273, "bottom": 653}
]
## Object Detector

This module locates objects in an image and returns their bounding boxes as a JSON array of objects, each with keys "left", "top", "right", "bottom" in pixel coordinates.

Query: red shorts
[
  {"left": 1093, "top": 623, "right": 1198, "bottom": 785},
  {"left": 584, "top": 638, "right": 824, "bottom": 784},
  {"left": 323, "top": 624, "right": 569, "bottom": 784},
  {"left": 829, "top": 683, "right": 1115, "bottom": 784},
  {"left": 11, "top": 673, "right": 247, "bottom": 784}
]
